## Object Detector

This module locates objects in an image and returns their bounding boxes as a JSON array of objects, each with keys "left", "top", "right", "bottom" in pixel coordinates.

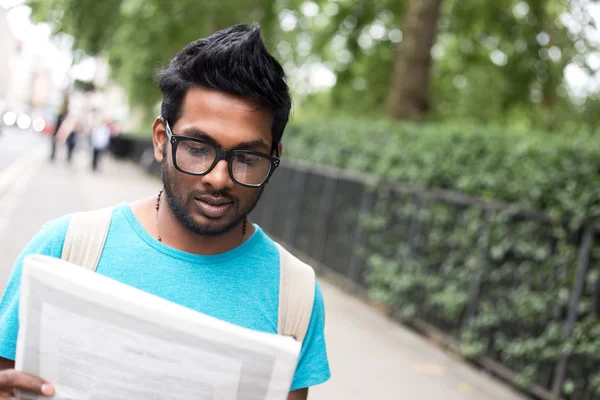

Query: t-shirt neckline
[{"left": 117, "top": 202, "right": 263, "bottom": 264}]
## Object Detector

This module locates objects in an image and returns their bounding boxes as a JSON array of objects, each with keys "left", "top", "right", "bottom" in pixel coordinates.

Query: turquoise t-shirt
[{"left": 0, "top": 202, "right": 330, "bottom": 391}]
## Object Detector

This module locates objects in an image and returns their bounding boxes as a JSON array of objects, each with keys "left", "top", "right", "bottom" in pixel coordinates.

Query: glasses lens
[
  {"left": 175, "top": 140, "right": 217, "bottom": 174},
  {"left": 231, "top": 152, "right": 272, "bottom": 186}
]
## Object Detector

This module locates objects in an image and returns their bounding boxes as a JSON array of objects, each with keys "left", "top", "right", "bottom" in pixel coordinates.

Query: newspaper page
[{"left": 15, "top": 254, "right": 301, "bottom": 400}]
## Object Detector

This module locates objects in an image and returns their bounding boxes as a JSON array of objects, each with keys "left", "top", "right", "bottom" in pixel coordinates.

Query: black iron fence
[{"left": 251, "top": 160, "right": 600, "bottom": 400}]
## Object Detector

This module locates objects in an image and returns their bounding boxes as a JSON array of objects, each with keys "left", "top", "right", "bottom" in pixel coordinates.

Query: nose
[{"left": 202, "top": 159, "right": 234, "bottom": 191}]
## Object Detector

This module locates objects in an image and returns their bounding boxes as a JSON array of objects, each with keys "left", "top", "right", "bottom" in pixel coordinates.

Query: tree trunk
[{"left": 385, "top": 0, "right": 444, "bottom": 120}]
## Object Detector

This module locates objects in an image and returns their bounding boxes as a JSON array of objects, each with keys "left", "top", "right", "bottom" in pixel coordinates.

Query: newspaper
[{"left": 15, "top": 254, "right": 301, "bottom": 400}]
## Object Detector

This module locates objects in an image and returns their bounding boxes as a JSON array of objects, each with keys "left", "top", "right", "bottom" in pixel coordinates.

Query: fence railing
[{"left": 250, "top": 160, "right": 600, "bottom": 400}]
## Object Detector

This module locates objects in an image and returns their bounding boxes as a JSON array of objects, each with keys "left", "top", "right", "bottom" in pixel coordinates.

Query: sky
[{"left": 2, "top": 0, "right": 599, "bottom": 98}]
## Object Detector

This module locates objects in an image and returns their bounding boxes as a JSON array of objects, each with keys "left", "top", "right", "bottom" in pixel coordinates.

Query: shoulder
[
  {"left": 254, "top": 228, "right": 317, "bottom": 300},
  {"left": 41, "top": 213, "right": 73, "bottom": 231},
  {"left": 252, "top": 225, "right": 320, "bottom": 305},
  {"left": 26, "top": 213, "right": 73, "bottom": 255},
  {"left": 2, "top": 213, "right": 72, "bottom": 297},
  {"left": 275, "top": 242, "right": 315, "bottom": 275},
  {"left": 257, "top": 228, "right": 316, "bottom": 275},
  {"left": 27, "top": 205, "right": 120, "bottom": 257}
]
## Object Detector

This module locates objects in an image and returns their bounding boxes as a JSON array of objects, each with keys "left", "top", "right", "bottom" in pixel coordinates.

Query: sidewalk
[
  {"left": 0, "top": 147, "right": 162, "bottom": 290},
  {"left": 0, "top": 145, "right": 528, "bottom": 400}
]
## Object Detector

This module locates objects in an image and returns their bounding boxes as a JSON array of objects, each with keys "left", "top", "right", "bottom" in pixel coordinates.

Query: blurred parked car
[{"left": 1, "top": 104, "right": 51, "bottom": 134}]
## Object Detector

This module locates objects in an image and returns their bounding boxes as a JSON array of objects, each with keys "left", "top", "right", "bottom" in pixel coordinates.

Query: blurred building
[
  {"left": 0, "top": 6, "right": 63, "bottom": 129},
  {"left": 5, "top": 44, "right": 57, "bottom": 113},
  {"left": 0, "top": 7, "right": 18, "bottom": 111}
]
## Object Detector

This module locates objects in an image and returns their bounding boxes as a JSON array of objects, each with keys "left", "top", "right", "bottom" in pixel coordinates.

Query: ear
[
  {"left": 152, "top": 116, "right": 167, "bottom": 163},
  {"left": 276, "top": 142, "right": 283, "bottom": 158}
]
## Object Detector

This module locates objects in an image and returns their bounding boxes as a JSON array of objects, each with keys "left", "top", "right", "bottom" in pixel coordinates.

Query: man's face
[{"left": 152, "top": 87, "right": 277, "bottom": 236}]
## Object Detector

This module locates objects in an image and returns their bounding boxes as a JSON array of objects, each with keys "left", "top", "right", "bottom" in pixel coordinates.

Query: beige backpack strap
[
  {"left": 276, "top": 242, "right": 316, "bottom": 343},
  {"left": 61, "top": 207, "right": 114, "bottom": 271}
]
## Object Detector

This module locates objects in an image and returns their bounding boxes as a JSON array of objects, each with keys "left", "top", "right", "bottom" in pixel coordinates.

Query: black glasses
[{"left": 163, "top": 119, "right": 280, "bottom": 188}]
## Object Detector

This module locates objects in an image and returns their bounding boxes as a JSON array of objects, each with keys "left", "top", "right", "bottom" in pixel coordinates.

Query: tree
[
  {"left": 27, "top": 0, "right": 600, "bottom": 130},
  {"left": 286, "top": 0, "right": 595, "bottom": 129},
  {"left": 385, "top": 0, "right": 444, "bottom": 120},
  {"left": 27, "top": 0, "right": 280, "bottom": 115}
]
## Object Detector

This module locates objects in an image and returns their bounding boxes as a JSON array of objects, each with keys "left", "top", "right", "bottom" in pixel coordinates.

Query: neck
[{"left": 154, "top": 195, "right": 254, "bottom": 256}]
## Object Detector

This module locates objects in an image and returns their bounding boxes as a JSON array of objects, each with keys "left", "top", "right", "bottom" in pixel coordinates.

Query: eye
[
  {"left": 237, "top": 154, "right": 262, "bottom": 165},
  {"left": 184, "top": 143, "right": 211, "bottom": 155}
]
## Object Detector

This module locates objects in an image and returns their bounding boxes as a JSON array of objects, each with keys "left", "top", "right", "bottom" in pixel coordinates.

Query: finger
[
  {"left": 10, "top": 391, "right": 53, "bottom": 400},
  {"left": 5, "top": 387, "right": 55, "bottom": 399},
  {"left": 13, "top": 397, "right": 45, "bottom": 400},
  {"left": 0, "top": 370, "right": 54, "bottom": 397}
]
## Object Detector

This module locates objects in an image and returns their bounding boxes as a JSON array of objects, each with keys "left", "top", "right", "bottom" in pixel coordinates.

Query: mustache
[{"left": 190, "top": 190, "right": 237, "bottom": 202}]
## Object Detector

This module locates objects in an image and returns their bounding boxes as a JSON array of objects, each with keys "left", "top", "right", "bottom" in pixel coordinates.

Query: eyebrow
[{"left": 181, "top": 127, "right": 270, "bottom": 152}]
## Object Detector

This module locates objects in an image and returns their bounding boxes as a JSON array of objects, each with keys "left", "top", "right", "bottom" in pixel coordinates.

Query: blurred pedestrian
[
  {"left": 64, "top": 120, "right": 81, "bottom": 165},
  {"left": 90, "top": 119, "right": 111, "bottom": 172},
  {"left": 50, "top": 99, "right": 69, "bottom": 162}
]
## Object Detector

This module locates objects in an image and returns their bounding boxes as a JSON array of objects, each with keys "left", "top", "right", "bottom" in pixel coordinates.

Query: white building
[
  {"left": 7, "top": 41, "right": 58, "bottom": 113},
  {"left": 0, "top": 5, "right": 66, "bottom": 128},
  {"left": 0, "top": 7, "right": 18, "bottom": 112}
]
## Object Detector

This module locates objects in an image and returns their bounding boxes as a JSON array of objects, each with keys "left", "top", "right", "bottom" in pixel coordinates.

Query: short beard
[{"left": 161, "top": 160, "right": 263, "bottom": 236}]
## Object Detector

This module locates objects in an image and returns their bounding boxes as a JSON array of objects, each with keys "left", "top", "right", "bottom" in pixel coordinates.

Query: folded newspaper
[{"left": 15, "top": 254, "right": 301, "bottom": 400}]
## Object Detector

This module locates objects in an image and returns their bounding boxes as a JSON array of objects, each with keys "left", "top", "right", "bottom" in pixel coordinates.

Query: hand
[{"left": 0, "top": 369, "right": 54, "bottom": 398}]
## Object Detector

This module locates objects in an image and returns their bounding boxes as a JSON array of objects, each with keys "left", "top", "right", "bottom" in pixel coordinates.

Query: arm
[
  {"left": 0, "top": 219, "right": 70, "bottom": 398},
  {"left": 288, "top": 388, "right": 308, "bottom": 400},
  {"left": 288, "top": 282, "right": 330, "bottom": 394}
]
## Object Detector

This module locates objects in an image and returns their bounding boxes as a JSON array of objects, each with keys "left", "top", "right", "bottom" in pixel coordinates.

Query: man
[
  {"left": 0, "top": 23, "right": 330, "bottom": 399},
  {"left": 49, "top": 97, "right": 68, "bottom": 162},
  {"left": 90, "top": 118, "right": 112, "bottom": 171}
]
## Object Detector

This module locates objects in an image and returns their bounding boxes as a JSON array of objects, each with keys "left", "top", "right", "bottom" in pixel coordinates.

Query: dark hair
[{"left": 156, "top": 23, "right": 292, "bottom": 150}]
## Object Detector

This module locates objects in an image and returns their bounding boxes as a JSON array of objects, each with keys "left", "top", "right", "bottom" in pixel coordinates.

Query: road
[
  {"left": 0, "top": 126, "right": 47, "bottom": 172},
  {"left": 0, "top": 143, "right": 529, "bottom": 400}
]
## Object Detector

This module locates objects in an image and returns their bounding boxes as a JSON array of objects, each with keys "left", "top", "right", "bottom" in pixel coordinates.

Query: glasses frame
[{"left": 163, "top": 119, "right": 280, "bottom": 188}]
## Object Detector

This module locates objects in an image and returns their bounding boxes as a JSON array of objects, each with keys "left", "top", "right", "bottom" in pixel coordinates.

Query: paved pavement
[
  {"left": 0, "top": 141, "right": 529, "bottom": 400},
  {"left": 0, "top": 126, "right": 47, "bottom": 172}
]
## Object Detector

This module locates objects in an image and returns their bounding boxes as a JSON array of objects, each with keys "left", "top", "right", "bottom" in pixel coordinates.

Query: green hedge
[
  {"left": 283, "top": 120, "right": 600, "bottom": 226},
  {"left": 282, "top": 120, "right": 600, "bottom": 398}
]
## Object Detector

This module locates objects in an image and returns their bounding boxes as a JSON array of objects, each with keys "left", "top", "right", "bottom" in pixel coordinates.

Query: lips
[
  {"left": 194, "top": 197, "right": 233, "bottom": 218},
  {"left": 198, "top": 196, "right": 232, "bottom": 206}
]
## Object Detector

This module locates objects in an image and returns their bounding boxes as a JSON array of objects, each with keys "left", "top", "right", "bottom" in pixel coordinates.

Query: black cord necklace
[{"left": 155, "top": 189, "right": 246, "bottom": 244}]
